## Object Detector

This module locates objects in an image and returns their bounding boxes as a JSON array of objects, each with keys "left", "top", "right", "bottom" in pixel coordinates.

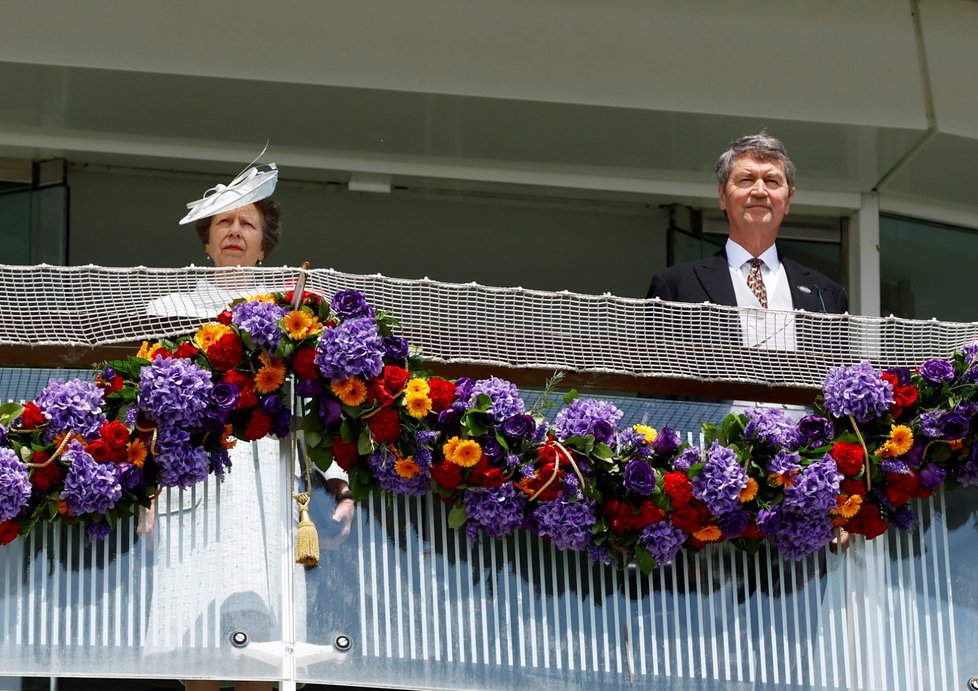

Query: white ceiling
[{"left": 1, "top": 0, "right": 976, "bottom": 219}]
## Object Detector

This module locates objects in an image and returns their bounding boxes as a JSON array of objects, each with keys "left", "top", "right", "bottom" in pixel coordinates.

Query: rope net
[{"left": 1, "top": 264, "right": 974, "bottom": 389}]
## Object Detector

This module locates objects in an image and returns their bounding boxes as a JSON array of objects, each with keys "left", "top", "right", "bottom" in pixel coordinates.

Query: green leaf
[
  {"left": 0, "top": 402, "right": 24, "bottom": 426},
  {"left": 447, "top": 504, "right": 468, "bottom": 529},
  {"left": 562, "top": 388, "right": 579, "bottom": 404},
  {"left": 356, "top": 429, "right": 373, "bottom": 456},
  {"left": 634, "top": 546, "right": 657, "bottom": 575},
  {"left": 591, "top": 442, "right": 614, "bottom": 461}
]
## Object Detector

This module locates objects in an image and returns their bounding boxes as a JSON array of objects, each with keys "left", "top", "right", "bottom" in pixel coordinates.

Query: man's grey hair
[{"left": 715, "top": 132, "right": 796, "bottom": 189}]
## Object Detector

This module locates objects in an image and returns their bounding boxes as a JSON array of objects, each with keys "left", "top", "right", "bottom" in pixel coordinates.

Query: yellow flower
[
  {"left": 331, "top": 378, "right": 368, "bottom": 406},
  {"left": 693, "top": 525, "right": 723, "bottom": 542},
  {"left": 194, "top": 323, "right": 232, "bottom": 350},
  {"left": 405, "top": 378, "right": 430, "bottom": 397},
  {"left": 880, "top": 424, "right": 913, "bottom": 458},
  {"left": 633, "top": 424, "right": 658, "bottom": 444},
  {"left": 395, "top": 457, "right": 420, "bottom": 479},
  {"left": 443, "top": 436, "right": 461, "bottom": 461},
  {"left": 251, "top": 293, "right": 277, "bottom": 304},
  {"left": 768, "top": 469, "right": 798, "bottom": 488},
  {"left": 283, "top": 310, "right": 314, "bottom": 340},
  {"left": 404, "top": 393, "right": 433, "bottom": 419},
  {"left": 255, "top": 361, "right": 287, "bottom": 394},
  {"left": 127, "top": 439, "right": 148, "bottom": 468},
  {"left": 832, "top": 493, "right": 863, "bottom": 520},
  {"left": 137, "top": 341, "right": 167, "bottom": 360},
  {"left": 739, "top": 477, "right": 758, "bottom": 503},
  {"left": 446, "top": 438, "right": 482, "bottom": 468}
]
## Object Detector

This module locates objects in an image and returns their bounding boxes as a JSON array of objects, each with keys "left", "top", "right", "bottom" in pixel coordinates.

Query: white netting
[{"left": 1, "top": 264, "right": 975, "bottom": 389}]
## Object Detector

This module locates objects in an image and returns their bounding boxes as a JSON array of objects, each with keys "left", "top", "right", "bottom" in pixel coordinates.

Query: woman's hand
[{"left": 322, "top": 479, "right": 355, "bottom": 550}]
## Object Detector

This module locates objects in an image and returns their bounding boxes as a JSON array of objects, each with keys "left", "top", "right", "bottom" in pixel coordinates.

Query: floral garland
[{"left": 1, "top": 289, "right": 977, "bottom": 572}]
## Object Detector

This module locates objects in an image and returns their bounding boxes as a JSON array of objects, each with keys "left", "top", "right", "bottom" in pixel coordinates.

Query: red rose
[
  {"left": 663, "top": 471, "right": 693, "bottom": 507},
  {"left": 635, "top": 500, "right": 666, "bottom": 528},
  {"left": 884, "top": 471, "right": 929, "bottom": 506},
  {"left": 244, "top": 410, "right": 272, "bottom": 441},
  {"left": 153, "top": 347, "right": 172, "bottom": 359},
  {"left": 893, "top": 385, "right": 918, "bottom": 409},
  {"left": 101, "top": 421, "right": 131, "bottom": 450},
  {"left": 430, "top": 461, "right": 464, "bottom": 490},
  {"left": 671, "top": 505, "right": 703, "bottom": 534},
  {"left": 216, "top": 309, "right": 233, "bottom": 325},
  {"left": 87, "top": 439, "right": 112, "bottom": 463},
  {"left": 469, "top": 464, "right": 504, "bottom": 489},
  {"left": 743, "top": 523, "right": 764, "bottom": 540},
  {"left": 367, "top": 378, "right": 395, "bottom": 407},
  {"left": 366, "top": 406, "right": 401, "bottom": 444},
  {"left": 0, "top": 520, "right": 19, "bottom": 546},
  {"left": 96, "top": 373, "right": 124, "bottom": 394},
  {"left": 29, "top": 453, "right": 64, "bottom": 492},
  {"left": 172, "top": 342, "right": 200, "bottom": 360},
  {"left": 285, "top": 289, "right": 320, "bottom": 307},
  {"left": 846, "top": 502, "right": 889, "bottom": 539},
  {"left": 292, "top": 346, "right": 319, "bottom": 380},
  {"left": 20, "top": 402, "right": 46, "bottom": 429},
  {"left": 536, "top": 442, "right": 558, "bottom": 464},
  {"left": 223, "top": 370, "right": 257, "bottom": 409},
  {"left": 208, "top": 332, "right": 244, "bottom": 371},
  {"left": 829, "top": 441, "right": 864, "bottom": 476},
  {"left": 382, "top": 365, "right": 409, "bottom": 393},
  {"left": 428, "top": 377, "right": 457, "bottom": 412},
  {"left": 331, "top": 436, "right": 360, "bottom": 472}
]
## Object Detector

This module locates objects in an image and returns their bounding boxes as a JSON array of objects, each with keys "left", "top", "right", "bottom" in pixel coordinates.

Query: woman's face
[{"left": 205, "top": 204, "right": 265, "bottom": 267}]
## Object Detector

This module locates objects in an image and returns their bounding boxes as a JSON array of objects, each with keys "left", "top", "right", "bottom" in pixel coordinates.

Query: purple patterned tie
[{"left": 747, "top": 258, "right": 768, "bottom": 308}]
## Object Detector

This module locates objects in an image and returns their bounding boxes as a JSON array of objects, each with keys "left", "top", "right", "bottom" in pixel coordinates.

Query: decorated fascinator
[{"left": 180, "top": 151, "right": 278, "bottom": 225}]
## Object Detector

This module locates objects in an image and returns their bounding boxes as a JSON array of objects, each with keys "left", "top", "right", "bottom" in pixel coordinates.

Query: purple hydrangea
[
  {"left": 463, "top": 483, "right": 526, "bottom": 540},
  {"left": 467, "top": 377, "right": 526, "bottom": 423},
  {"left": 315, "top": 318, "right": 385, "bottom": 380},
  {"left": 331, "top": 289, "right": 375, "bottom": 320},
  {"left": 638, "top": 519, "right": 686, "bottom": 566},
  {"left": 85, "top": 521, "right": 112, "bottom": 543},
  {"left": 767, "top": 449, "right": 801, "bottom": 477},
  {"left": 231, "top": 299, "right": 287, "bottom": 350},
  {"left": 138, "top": 356, "right": 213, "bottom": 429},
  {"left": 622, "top": 459, "right": 657, "bottom": 495},
  {"left": 796, "top": 415, "right": 834, "bottom": 449},
  {"left": 881, "top": 459, "right": 911, "bottom": 474},
  {"left": 0, "top": 423, "right": 6, "bottom": 446},
  {"left": 530, "top": 499, "right": 596, "bottom": 551},
  {"left": 552, "top": 399, "right": 623, "bottom": 444},
  {"left": 891, "top": 505, "right": 918, "bottom": 532},
  {"left": 61, "top": 441, "right": 122, "bottom": 515},
  {"left": 956, "top": 451, "right": 978, "bottom": 487},
  {"left": 154, "top": 427, "right": 209, "bottom": 489},
  {"left": 917, "top": 358, "right": 955, "bottom": 385},
  {"left": 366, "top": 447, "right": 431, "bottom": 496},
  {"left": 782, "top": 454, "right": 842, "bottom": 515},
  {"left": 744, "top": 407, "right": 799, "bottom": 449},
  {"left": 917, "top": 410, "right": 943, "bottom": 438},
  {"left": 36, "top": 378, "right": 107, "bottom": 442},
  {"left": 758, "top": 505, "right": 835, "bottom": 560},
  {"left": 117, "top": 462, "right": 145, "bottom": 492},
  {"left": 0, "top": 448, "right": 31, "bottom": 522},
  {"left": 822, "top": 362, "right": 894, "bottom": 423},
  {"left": 673, "top": 446, "right": 703, "bottom": 471},
  {"left": 618, "top": 427, "right": 654, "bottom": 458},
  {"left": 691, "top": 442, "right": 747, "bottom": 517}
]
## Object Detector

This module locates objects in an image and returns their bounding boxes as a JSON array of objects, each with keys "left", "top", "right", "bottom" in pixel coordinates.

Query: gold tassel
[{"left": 294, "top": 492, "right": 319, "bottom": 566}]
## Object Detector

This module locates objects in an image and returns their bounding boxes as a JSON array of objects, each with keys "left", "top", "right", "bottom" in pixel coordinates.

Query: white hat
[{"left": 180, "top": 161, "right": 278, "bottom": 225}]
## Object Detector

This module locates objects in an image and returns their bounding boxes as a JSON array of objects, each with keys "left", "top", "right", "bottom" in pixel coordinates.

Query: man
[{"left": 648, "top": 132, "right": 848, "bottom": 314}]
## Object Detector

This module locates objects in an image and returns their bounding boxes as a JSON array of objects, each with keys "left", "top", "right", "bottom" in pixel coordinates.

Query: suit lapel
[
  {"left": 693, "top": 252, "right": 737, "bottom": 307},
  {"left": 783, "top": 258, "right": 823, "bottom": 312}
]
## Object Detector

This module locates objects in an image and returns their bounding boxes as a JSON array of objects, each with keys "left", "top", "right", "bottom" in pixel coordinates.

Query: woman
[{"left": 147, "top": 162, "right": 355, "bottom": 691}]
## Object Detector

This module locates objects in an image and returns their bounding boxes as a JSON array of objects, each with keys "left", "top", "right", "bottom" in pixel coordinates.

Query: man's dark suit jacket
[{"left": 647, "top": 250, "right": 848, "bottom": 314}]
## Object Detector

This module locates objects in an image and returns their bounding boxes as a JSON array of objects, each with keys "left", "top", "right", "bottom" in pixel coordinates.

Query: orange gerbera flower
[
  {"left": 740, "top": 477, "right": 759, "bottom": 503},
  {"left": 255, "top": 361, "right": 287, "bottom": 394},
  {"left": 220, "top": 424, "right": 238, "bottom": 449},
  {"left": 449, "top": 439, "right": 482, "bottom": 468},
  {"left": 693, "top": 525, "right": 723, "bottom": 542},
  {"left": 282, "top": 310, "right": 314, "bottom": 340},
  {"left": 331, "top": 378, "right": 368, "bottom": 406},
  {"left": 832, "top": 493, "right": 862, "bottom": 520},
  {"left": 395, "top": 457, "right": 421, "bottom": 479},
  {"left": 404, "top": 393, "right": 432, "bottom": 419},
  {"left": 442, "top": 436, "right": 462, "bottom": 461},
  {"left": 127, "top": 439, "right": 148, "bottom": 468}
]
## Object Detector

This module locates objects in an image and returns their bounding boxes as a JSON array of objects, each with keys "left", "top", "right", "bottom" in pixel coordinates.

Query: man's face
[{"left": 718, "top": 154, "right": 794, "bottom": 246}]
